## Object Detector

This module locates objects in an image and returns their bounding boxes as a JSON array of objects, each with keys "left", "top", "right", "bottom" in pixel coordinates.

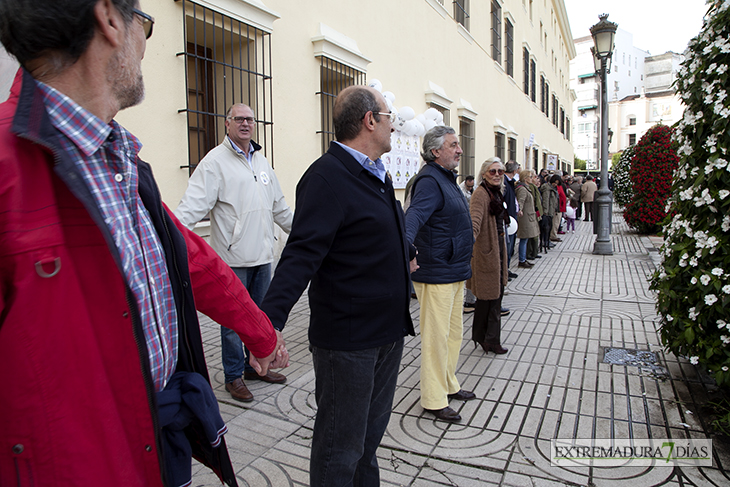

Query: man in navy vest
[{"left": 405, "top": 126, "right": 476, "bottom": 422}]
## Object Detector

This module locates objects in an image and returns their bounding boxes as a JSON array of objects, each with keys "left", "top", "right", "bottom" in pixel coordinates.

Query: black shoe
[
  {"left": 463, "top": 302, "right": 475, "bottom": 313},
  {"left": 518, "top": 261, "right": 533, "bottom": 268},
  {"left": 425, "top": 406, "right": 462, "bottom": 422},
  {"left": 501, "top": 307, "right": 510, "bottom": 316},
  {"left": 448, "top": 389, "right": 477, "bottom": 401},
  {"left": 508, "top": 271, "right": 518, "bottom": 279},
  {"left": 533, "top": 255, "right": 542, "bottom": 258}
]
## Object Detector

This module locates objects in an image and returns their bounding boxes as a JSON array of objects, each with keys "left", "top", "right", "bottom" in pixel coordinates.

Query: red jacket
[
  {"left": 0, "top": 69, "right": 277, "bottom": 486},
  {"left": 557, "top": 184, "right": 567, "bottom": 213}
]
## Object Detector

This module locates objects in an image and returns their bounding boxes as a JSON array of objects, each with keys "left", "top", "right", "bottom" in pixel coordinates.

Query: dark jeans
[
  {"left": 506, "top": 233, "right": 516, "bottom": 267},
  {"left": 221, "top": 264, "right": 271, "bottom": 383},
  {"left": 584, "top": 202, "right": 594, "bottom": 221},
  {"left": 310, "top": 339, "right": 404, "bottom": 487},
  {"left": 526, "top": 236, "right": 539, "bottom": 260}
]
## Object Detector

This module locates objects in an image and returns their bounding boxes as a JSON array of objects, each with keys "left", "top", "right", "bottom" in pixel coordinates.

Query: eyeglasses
[
  {"left": 488, "top": 169, "right": 505, "bottom": 175},
  {"left": 132, "top": 8, "right": 154, "bottom": 40},
  {"left": 228, "top": 116, "right": 256, "bottom": 125},
  {"left": 375, "top": 111, "right": 396, "bottom": 123}
]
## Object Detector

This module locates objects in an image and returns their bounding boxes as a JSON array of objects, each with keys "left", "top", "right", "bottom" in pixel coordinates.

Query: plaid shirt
[{"left": 39, "top": 82, "right": 178, "bottom": 392}]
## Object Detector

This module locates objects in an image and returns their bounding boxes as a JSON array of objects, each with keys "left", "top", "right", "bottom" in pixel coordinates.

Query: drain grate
[{"left": 602, "top": 347, "right": 669, "bottom": 379}]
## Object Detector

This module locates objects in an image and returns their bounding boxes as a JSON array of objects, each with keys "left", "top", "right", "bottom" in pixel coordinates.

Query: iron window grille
[
  {"left": 523, "top": 48, "right": 529, "bottom": 95},
  {"left": 540, "top": 75, "right": 545, "bottom": 113},
  {"left": 491, "top": 1, "right": 501, "bottom": 62},
  {"left": 178, "top": 0, "right": 274, "bottom": 174},
  {"left": 530, "top": 59, "right": 536, "bottom": 103},
  {"left": 494, "top": 132, "right": 505, "bottom": 162},
  {"left": 505, "top": 19, "right": 514, "bottom": 77},
  {"left": 508, "top": 137, "right": 517, "bottom": 162},
  {"left": 459, "top": 118, "right": 475, "bottom": 178},
  {"left": 454, "top": 0, "right": 470, "bottom": 30},
  {"left": 316, "top": 57, "right": 365, "bottom": 155}
]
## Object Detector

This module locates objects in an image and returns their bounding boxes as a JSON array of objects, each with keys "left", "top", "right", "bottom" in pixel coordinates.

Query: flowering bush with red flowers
[
  {"left": 650, "top": 0, "right": 730, "bottom": 387},
  {"left": 623, "top": 125, "right": 678, "bottom": 234}
]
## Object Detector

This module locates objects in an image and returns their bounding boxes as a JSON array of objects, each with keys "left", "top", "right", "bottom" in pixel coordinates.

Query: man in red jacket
[{"left": 0, "top": 1, "right": 287, "bottom": 486}]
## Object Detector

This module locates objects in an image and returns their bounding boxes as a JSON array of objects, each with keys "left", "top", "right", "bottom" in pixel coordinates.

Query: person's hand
[
  {"left": 518, "top": 210, "right": 523, "bottom": 217},
  {"left": 409, "top": 257, "right": 419, "bottom": 274},
  {"left": 249, "top": 330, "right": 289, "bottom": 376}
]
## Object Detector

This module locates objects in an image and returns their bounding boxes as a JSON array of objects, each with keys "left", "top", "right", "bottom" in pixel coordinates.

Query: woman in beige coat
[
  {"left": 515, "top": 169, "right": 540, "bottom": 268},
  {"left": 466, "top": 158, "right": 509, "bottom": 354}
]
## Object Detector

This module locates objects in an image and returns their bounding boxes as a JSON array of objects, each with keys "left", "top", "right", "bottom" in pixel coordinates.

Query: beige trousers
[{"left": 413, "top": 280, "right": 465, "bottom": 410}]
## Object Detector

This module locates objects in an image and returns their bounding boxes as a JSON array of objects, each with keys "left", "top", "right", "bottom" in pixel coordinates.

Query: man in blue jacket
[
  {"left": 405, "top": 126, "right": 476, "bottom": 422},
  {"left": 261, "top": 85, "right": 415, "bottom": 486}
]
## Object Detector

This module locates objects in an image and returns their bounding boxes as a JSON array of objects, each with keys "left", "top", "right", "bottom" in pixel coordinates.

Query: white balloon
[
  {"left": 399, "top": 106, "right": 415, "bottom": 121},
  {"left": 435, "top": 111, "right": 444, "bottom": 124},
  {"left": 394, "top": 113, "right": 407, "bottom": 131},
  {"left": 368, "top": 79, "right": 383, "bottom": 92},
  {"left": 416, "top": 114, "right": 427, "bottom": 125},
  {"left": 412, "top": 119, "right": 426, "bottom": 137},
  {"left": 382, "top": 91, "right": 396, "bottom": 103},
  {"left": 423, "top": 119, "right": 437, "bottom": 132},
  {"left": 424, "top": 107, "right": 440, "bottom": 121},
  {"left": 402, "top": 120, "right": 418, "bottom": 136},
  {"left": 385, "top": 98, "right": 395, "bottom": 112}
]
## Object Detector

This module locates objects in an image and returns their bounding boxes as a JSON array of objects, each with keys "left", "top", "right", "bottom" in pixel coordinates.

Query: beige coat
[
  {"left": 581, "top": 180, "right": 598, "bottom": 202},
  {"left": 466, "top": 184, "right": 508, "bottom": 300},
  {"left": 515, "top": 182, "right": 539, "bottom": 239}
]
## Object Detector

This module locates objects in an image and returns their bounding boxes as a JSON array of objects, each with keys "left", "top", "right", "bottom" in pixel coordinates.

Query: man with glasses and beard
[{"left": 0, "top": 1, "right": 287, "bottom": 486}]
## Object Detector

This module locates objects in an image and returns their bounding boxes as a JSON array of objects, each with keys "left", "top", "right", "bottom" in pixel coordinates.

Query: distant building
[
  {"left": 569, "top": 28, "right": 647, "bottom": 171},
  {"left": 608, "top": 51, "right": 684, "bottom": 155}
]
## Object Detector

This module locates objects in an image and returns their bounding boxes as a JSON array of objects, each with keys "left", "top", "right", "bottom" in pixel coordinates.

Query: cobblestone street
[{"left": 192, "top": 211, "right": 730, "bottom": 486}]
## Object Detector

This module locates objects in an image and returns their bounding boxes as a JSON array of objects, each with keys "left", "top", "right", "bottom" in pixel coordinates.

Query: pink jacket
[{"left": 0, "top": 69, "right": 276, "bottom": 486}]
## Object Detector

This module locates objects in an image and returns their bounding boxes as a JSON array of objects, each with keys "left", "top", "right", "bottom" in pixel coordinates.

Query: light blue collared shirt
[
  {"left": 228, "top": 136, "right": 255, "bottom": 166},
  {"left": 333, "top": 141, "right": 387, "bottom": 183}
]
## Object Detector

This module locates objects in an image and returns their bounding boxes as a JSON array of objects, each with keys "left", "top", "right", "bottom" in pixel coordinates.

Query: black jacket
[{"left": 261, "top": 142, "right": 415, "bottom": 350}]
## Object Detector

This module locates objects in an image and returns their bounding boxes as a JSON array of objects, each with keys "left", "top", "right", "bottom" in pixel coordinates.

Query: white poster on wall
[
  {"left": 383, "top": 131, "right": 420, "bottom": 189},
  {"left": 547, "top": 154, "right": 558, "bottom": 170}
]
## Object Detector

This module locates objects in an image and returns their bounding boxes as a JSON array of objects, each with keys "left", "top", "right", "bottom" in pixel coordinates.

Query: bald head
[{"left": 333, "top": 86, "right": 384, "bottom": 142}]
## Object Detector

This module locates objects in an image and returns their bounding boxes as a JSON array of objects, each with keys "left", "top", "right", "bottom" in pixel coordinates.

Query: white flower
[
  {"left": 719, "top": 320, "right": 728, "bottom": 329},
  {"left": 712, "top": 268, "right": 724, "bottom": 276},
  {"left": 722, "top": 216, "right": 730, "bottom": 232},
  {"left": 690, "top": 356, "right": 700, "bottom": 365},
  {"left": 720, "top": 190, "right": 730, "bottom": 200},
  {"left": 690, "top": 257, "right": 699, "bottom": 267},
  {"left": 680, "top": 259, "right": 688, "bottom": 267},
  {"left": 689, "top": 307, "right": 699, "bottom": 320},
  {"left": 691, "top": 277, "right": 698, "bottom": 284},
  {"left": 722, "top": 335, "right": 730, "bottom": 345},
  {"left": 667, "top": 314, "right": 674, "bottom": 322},
  {"left": 724, "top": 366, "right": 729, "bottom": 372},
  {"left": 705, "top": 294, "right": 718, "bottom": 306},
  {"left": 723, "top": 284, "right": 730, "bottom": 294},
  {"left": 701, "top": 275, "right": 712, "bottom": 286}
]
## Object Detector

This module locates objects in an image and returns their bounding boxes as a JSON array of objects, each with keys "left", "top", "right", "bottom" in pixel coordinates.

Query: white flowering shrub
[
  {"left": 650, "top": 0, "right": 730, "bottom": 385},
  {"left": 613, "top": 145, "right": 635, "bottom": 208}
]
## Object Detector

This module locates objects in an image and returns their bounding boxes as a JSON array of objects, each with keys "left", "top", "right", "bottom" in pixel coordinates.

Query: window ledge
[
  {"left": 457, "top": 23, "right": 474, "bottom": 44},
  {"left": 425, "top": 0, "right": 449, "bottom": 19}
]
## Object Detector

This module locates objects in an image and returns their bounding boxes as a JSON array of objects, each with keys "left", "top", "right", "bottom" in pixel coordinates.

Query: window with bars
[
  {"left": 505, "top": 19, "right": 514, "bottom": 77},
  {"left": 454, "top": 0, "right": 470, "bottom": 30},
  {"left": 180, "top": 0, "right": 274, "bottom": 174},
  {"left": 459, "top": 118, "right": 475, "bottom": 178},
  {"left": 430, "top": 103, "right": 451, "bottom": 126},
  {"left": 316, "top": 57, "right": 365, "bottom": 154},
  {"left": 508, "top": 137, "right": 517, "bottom": 162},
  {"left": 530, "top": 59, "right": 536, "bottom": 103},
  {"left": 552, "top": 94, "right": 558, "bottom": 126},
  {"left": 523, "top": 48, "right": 529, "bottom": 95},
  {"left": 494, "top": 132, "right": 505, "bottom": 161},
  {"left": 629, "top": 133, "right": 637, "bottom": 145},
  {"left": 565, "top": 117, "right": 570, "bottom": 141},
  {"left": 540, "top": 75, "right": 545, "bottom": 113},
  {"left": 491, "top": 1, "right": 501, "bottom": 62},
  {"left": 560, "top": 107, "right": 565, "bottom": 135}
]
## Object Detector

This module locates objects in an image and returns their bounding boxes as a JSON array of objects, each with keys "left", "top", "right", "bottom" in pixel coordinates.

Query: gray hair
[
  {"left": 421, "top": 126, "right": 456, "bottom": 162},
  {"left": 505, "top": 161, "right": 519, "bottom": 174},
  {"left": 477, "top": 157, "right": 505, "bottom": 192},
  {"left": 553, "top": 169, "right": 563, "bottom": 177}
]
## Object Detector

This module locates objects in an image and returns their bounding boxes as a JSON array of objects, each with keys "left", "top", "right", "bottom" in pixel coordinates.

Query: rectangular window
[
  {"left": 552, "top": 94, "right": 558, "bottom": 125},
  {"left": 430, "top": 103, "right": 450, "bottom": 126},
  {"left": 629, "top": 117, "right": 636, "bottom": 126},
  {"left": 629, "top": 133, "right": 637, "bottom": 145},
  {"left": 505, "top": 19, "right": 514, "bottom": 77},
  {"left": 508, "top": 137, "right": 517, "bottom": 162},
  {"left": 566, "top": 117, "right": 570, "bottom": 140},
  {"left": 181, "top": 0, "right": 274, "bottom": 173},
  {"left": 560, "top": 107, "right": 565, "bottom": 134},
  {"left": 523, "top": 47, "right": 529, "bottom": 95},
  {"left": 544, "top": 81, "right": 549, "bottom": 115},
  {"left": 530, "top": 59, "right": 536, "bottom": 103},
  {"left": 454, "top": 0, "right": 470, "bottom": 30},
  {"left": 316, "top": 57, "right": 365, "bottom": 154},
  {"left": 494, "top": 132, "right": 505, "bottom": 162},
  {"left": 491, "top": 1, "right": 501, "bottom": 62},
  {"left": 540, "top": 75, "right": 545, "bottom": 113},
  {"left": 459, "top": 118, "right": 475, "bottom": 178}
]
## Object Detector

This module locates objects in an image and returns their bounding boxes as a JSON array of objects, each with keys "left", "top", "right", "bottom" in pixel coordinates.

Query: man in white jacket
[{"left": 175, "top": 103, "right": 293, "bottom": 402}]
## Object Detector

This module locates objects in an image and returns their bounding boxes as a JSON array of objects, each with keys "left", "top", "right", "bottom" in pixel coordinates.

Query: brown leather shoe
[
  {"left": 425, "top": 406, "right": 462, "bottom": 422},
  {"left": 448, "top": 390, "right": 477, "bottom": 401},
  {"left": 243, "top": 370, "right": 287, "bottom": 384},
  {"left": 225, "top": 378, "right": 253, "bottom": 402}
]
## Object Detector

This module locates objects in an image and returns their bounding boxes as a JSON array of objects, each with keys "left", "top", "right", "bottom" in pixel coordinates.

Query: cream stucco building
[{"left": 2, "top": 0, "right": 577, "bottom": 208}]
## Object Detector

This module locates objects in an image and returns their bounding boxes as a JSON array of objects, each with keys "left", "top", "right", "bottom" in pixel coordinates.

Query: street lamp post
[{"left": 590, "top": 14, "right": 617, "bottom": 255}]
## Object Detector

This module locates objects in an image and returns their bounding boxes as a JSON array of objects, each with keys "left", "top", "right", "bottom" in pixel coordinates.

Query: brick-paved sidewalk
[{"left": 192, "top": 211, "right": 730, "bottom": 486}]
